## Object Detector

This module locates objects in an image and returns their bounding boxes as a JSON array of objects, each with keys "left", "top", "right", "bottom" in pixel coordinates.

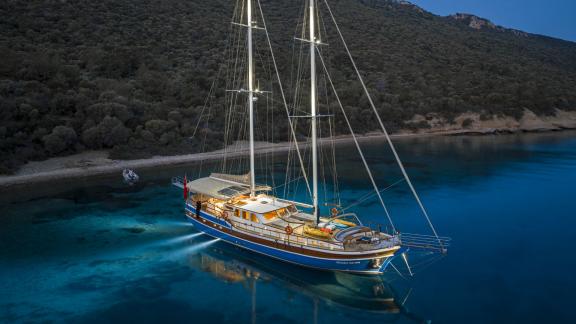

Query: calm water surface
[{"left": 2, "top": 131, "right": 576, "bottom": 323}]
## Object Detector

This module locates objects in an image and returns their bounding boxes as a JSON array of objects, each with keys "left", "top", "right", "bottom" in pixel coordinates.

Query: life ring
[
  {"left": 331, "top": 207, "right": 339, "bottom": 216},
  {"left": 285, "top": 225, "right": 293, "bottom": 235}
]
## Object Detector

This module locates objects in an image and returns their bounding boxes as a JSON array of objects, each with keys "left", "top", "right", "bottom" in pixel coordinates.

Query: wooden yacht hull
[{"left": 185, "top": 203, "right": 401, "bottom": 274}]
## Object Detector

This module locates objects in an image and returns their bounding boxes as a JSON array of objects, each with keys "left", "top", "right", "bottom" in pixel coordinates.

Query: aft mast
[
  {"left": 247, "top": 0, "right": 256, "bottom": 197},
  {"left": 309, "top": 0, "right": 319, "bottom": 223}
]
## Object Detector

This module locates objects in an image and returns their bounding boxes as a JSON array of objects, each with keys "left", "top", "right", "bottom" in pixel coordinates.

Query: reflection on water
[
  {"left": 186, "top": 240, "right": 431, "bottom": 323},
  {"left": 191, "top": 242, "right": 399, "bottom": 312}
]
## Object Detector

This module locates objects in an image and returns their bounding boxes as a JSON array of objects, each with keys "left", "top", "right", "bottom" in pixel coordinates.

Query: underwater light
[
  {"left": 158, "top": 238, "right": 221, "bottom": 260},
  {"left": 155, "top": 220, "right": 195, "bottom": 227},
  {"left": 140, "top": 232, "right": 205, "bottom": 253},
  {"left": 185, "top": 238, "right": 221, "bottom": 254},
  {"left": 160, "top": 232, "right": 205, "bottom": 246}
]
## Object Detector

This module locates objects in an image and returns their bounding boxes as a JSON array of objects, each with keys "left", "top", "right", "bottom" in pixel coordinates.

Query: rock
[
  {"left": 449, "top": 13, "right": 529, "bottom": 37},
  {"left": 403, "top": 109, "right": 576, "bottom": 135}
]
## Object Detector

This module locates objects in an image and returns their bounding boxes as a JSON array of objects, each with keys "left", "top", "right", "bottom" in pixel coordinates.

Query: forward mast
[{"left": 247, "top": 0, "right": 256, "bottom": 196}]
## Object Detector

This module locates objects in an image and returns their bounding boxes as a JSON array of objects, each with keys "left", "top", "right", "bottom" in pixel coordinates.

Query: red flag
[{"left": 183, "top": 175, "right": 188, "bottom": 200}]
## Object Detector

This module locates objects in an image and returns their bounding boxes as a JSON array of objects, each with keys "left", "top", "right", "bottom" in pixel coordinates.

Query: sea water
[{"left": 1, "top": 131, "right": 576, "bottom": 323}]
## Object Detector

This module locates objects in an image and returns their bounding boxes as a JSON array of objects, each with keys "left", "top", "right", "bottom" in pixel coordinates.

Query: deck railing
[{"left": 399, "top": 233, "right": 451, "bottom": 253}]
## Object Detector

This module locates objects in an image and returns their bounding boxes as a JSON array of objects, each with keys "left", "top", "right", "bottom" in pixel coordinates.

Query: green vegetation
[{"left": 1, "top": 0, "right": 575, "bottom": 174}]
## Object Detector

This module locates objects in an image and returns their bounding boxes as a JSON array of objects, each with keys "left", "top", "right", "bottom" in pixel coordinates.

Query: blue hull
[{"left": 185, "top": 204, "right": 398, "bottom": 274}]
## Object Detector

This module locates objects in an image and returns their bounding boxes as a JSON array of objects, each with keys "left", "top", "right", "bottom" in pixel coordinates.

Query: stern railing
[{"left": 399, "top": 233, "right": 451, "bottom": 253}]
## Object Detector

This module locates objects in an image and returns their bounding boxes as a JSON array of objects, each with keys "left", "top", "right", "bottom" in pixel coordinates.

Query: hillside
[{"left": 1, "top": 0, "right": 576, "bottom": 174}]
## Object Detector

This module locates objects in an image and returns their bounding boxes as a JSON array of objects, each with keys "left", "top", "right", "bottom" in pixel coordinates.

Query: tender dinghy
[{"left": 122, "top": 169, "right": 139, "bottom": 185}]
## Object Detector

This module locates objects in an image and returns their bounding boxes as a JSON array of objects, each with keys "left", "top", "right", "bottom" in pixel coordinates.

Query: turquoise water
[{"left": 2, "top": 131, "right": 576, "bottom": 323}]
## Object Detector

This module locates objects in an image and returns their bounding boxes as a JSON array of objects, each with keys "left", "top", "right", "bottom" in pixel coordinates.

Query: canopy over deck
[
  {"left": 187, "top": 173, "right": 271, "bottom": 200},
  {"left": 236, "top": 196, "right": 292, "bottom": 214}
]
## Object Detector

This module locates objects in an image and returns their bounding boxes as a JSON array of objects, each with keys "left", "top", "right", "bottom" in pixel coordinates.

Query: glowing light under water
[
  {"left": 183, "top": 238, "right": 221, "bottom": 255},
  {"left": 158, "top": 232, "right": 205, "bottom": 246}
]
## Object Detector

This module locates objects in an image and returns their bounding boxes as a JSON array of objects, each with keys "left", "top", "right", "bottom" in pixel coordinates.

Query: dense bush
[
  {"left": 42, "top": 126, "right": 77, "bottom": 154},
  {"left": 0, "top": 0, "right": 575, "bottom": 174}
]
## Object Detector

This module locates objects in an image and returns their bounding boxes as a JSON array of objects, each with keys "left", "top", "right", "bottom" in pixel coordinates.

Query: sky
[{"left": 408, "top": 0, "right": 576, "bottom": 42}]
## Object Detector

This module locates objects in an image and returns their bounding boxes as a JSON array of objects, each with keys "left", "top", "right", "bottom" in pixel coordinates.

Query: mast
[
  {"left": 247, "top": 0, "right": 256, "bottom": 197},
  {"left": 309, "top": 0, "right": 319, "bottom": 222}
]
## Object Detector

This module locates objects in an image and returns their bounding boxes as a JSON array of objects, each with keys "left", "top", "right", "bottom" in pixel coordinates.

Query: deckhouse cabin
[{"left": 186, "top": 173, "right": 298, "bottom": 224}]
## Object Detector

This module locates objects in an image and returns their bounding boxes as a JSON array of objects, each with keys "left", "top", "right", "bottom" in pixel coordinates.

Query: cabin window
[
  {"left": 263, "top": 212, "right": 276, "bottom": 220},
  {"left": 234, "top": 209, "right": 240, "bottom": 217},
  {"left": 242, "top": 211, "right": 249, "bottom": 220},
  {"left": 251, "top": 213, "right": 259, "bottom": 223},
  {"left": 277, "top": 208, "right": 288, "bottom": 217}
]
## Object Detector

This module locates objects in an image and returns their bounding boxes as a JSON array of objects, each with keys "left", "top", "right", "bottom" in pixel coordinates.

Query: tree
[
  {"left": 84, "top": 102, "right": 133, "bottom": 123},
  {"left": 81, "top": 116, "right": 130, "bottom": 148},
  {"left": 145, "top": 119, "right": 176, "bottom": 137},
  {"left": 43, "top": 126, "right": 77, "bottom": 154}
]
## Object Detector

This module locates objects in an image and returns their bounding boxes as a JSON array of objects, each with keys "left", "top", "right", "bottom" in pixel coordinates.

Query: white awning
[
  {"left": 186, "top": 177, "right": 248, "bottom": 200},
  {"left": 237, "top": 196, "right": 292, "bottom": 214},
  {"left": 186, "top": 173, "right": 271, "bottom": 200}
]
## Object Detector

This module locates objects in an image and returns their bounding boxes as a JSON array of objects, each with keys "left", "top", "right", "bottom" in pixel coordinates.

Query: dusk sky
[{"left": 408, "top": 0, "right": 576, "bottom": 42}]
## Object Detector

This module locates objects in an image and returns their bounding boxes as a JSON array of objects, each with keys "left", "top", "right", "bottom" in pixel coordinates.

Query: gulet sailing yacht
[{"left": 172, "top": 0, "right": 449, "bottom": 274}]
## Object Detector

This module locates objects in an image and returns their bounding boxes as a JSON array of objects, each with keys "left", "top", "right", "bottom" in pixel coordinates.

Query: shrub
[{"left": 43, "top": 126, "right": 77, "bottom": 154}]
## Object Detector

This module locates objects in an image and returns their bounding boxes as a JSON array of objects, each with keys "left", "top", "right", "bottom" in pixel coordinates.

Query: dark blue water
[{"left": 2, "top": 132, "right": 576, "bottom": 323}]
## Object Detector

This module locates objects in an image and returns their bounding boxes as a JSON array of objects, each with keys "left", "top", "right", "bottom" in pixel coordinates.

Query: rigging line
[
  {"left": 316, "top": 15, "right": 340, "bottom": 205},
  {"left": 272, "top": 175, "right": 305, "bottom": 190},
  {"left": 196, "top": 25, "right": 238, "bottom": 175},
  {"left": 197, "top": 82, "right": 216, "bottom": 179},
  {"left": 317, "top": 49, "right": 396, "bottom": 232},
  {"left": 318, "top": 74, "right": 329, "bottom": 205},
  {"left": 342, "top": 178, "right": 406, "bottom": 212},
  {"left": 290, "top": 36, "right": 305, "bottom": 116},
  {"left": 283, "top": 137, "right": 292, "bottom": 196},
  {"left": 319, "top": 107, "right": 328, "bottom": 205},
  {"left": 409, "top": 254, "right": 446, "bottom": 275},
  {"left": 291, "top": 6, "right": 309, "bottom": 121},
  {"left": 267, "top": 88, "right": 277, "bottom": 194},
  {"left": 283, "top": 138, "right": 294, "bottom": 198},
  {"left": 191, "top": 65, "right": 225, "bottom": 140},
  {"left": 409, "top": 253, "right": 444, "bottom": 268},
  {"left": 222, "top": 19, "right": 245, "bottom": 172},
  {"left": 300, "top": 121, "right": 314, "bottom": 204},
  {"left": 257, "top": 0, "right": 312, "bottom": 198},
  {"left": 329, "top": 112, "right": 340, "bottom": 205},
  {"left": 389, "top": 262, "right": 407, "bottom": 280},
  {"left": 322, "top": 69, "right": 339, "bottom": 205},
  {"left": 322, "top": 0, "right": 441, "bottom": 243}
]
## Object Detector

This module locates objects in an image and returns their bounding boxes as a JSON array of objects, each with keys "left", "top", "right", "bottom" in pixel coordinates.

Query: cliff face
[
  {"left": 1, "top": 0, "right": 576, "bottom": 173},
  {"left": 449, "top": 13, "right": 528, "bottom": 37},
  {"left": 450, "top": 13, "right": 497, "bottom": 30}
]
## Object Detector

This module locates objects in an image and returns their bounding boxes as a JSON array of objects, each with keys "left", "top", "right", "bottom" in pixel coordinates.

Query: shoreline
[{"left": 1, "top": 127, "right": 575, "bottom": 189}]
